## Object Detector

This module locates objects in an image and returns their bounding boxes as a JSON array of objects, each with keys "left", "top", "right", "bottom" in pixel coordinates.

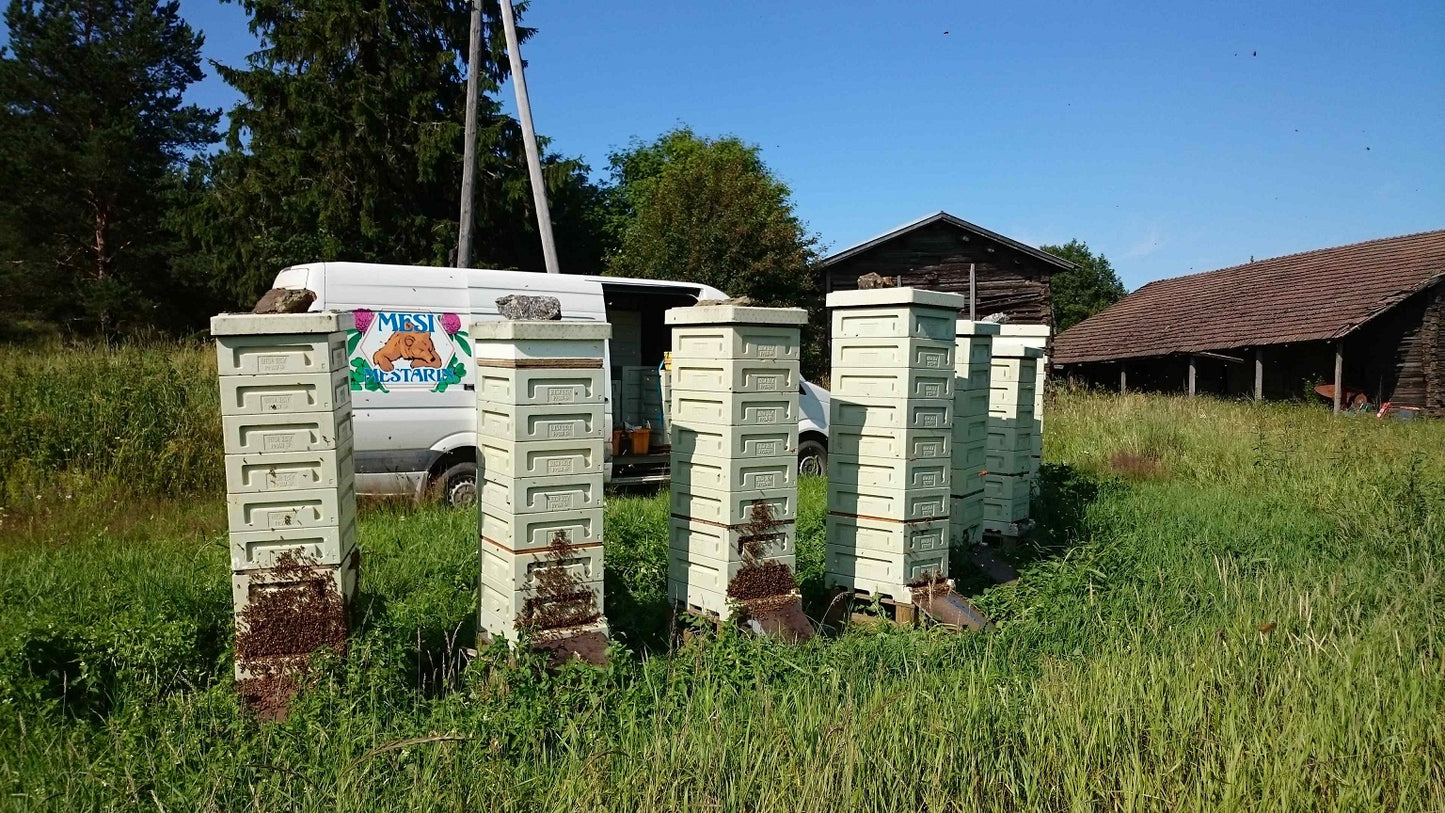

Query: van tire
[
  {"left": 434, "top": 462, "right": 477, "bottom": 508},
  {"left": 798, "top": 438, "right": 827, "bottom": 477}
]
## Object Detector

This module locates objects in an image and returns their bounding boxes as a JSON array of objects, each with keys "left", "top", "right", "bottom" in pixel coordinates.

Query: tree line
[{"left": 0, "top": 0, "right": 1123, "bottom": 339}]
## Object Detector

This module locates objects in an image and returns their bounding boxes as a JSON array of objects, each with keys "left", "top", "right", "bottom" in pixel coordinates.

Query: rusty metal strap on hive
[
  {"left": 480, "top": 534, "right": 604, "bottom": 554},
  {"left": 668, "top": 513, "right": 797, "bottom": 530},
  {"left": 826, "top": 510, "right": 951, "bottom": 524},
  {"left": 475, "top": 358, "right": 604, "bottom": 369}
]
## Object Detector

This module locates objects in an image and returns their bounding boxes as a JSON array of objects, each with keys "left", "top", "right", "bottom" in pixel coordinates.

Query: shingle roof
[
  {"left": 819, "top": 211, "right": 1077, "bottom": 272},
  {"left": 1054, "top": 230, "right": 1445, "bottom": 365}
]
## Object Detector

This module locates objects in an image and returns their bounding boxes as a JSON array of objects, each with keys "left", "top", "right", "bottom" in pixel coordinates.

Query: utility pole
[
  {"left": 498, "top": 0, "right": 560, "bottom": 274},
  {"left": 455, "top": 0, "right": 482, "bottom": 268}
]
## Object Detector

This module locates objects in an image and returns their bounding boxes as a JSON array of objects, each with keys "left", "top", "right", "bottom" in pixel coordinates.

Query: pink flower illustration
[
  {"left": 440, "top": 312, "right": 461, "bottom": 335},
  {"left": 353, "top": 309, "right": 375, "bottom": 332}
]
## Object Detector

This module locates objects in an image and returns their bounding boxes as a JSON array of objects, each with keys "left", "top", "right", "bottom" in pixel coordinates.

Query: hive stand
[
  {"left": 472, "top": 320, "right": 611, "bottom": 665},
  {"left": 823, "top": 288, "right": 991, "bottom": 632},
  {"left": 950, "top": 320, "right": 1001, "bottom": 550},
  {"left": 998, "top": 324, "right": 1050, "bottom": 483},
  {"left": 666, "top": 304, "right": 812, "bottom": 641},
  {"left": 984, "top": 342, "right": 1044, "bottom": 539},
  {"left": 213, "top": 312, "right": 360, "bottom": 696}
]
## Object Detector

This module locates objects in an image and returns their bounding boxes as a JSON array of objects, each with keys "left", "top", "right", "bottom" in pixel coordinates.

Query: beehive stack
[
  {"left": 666, "top": 305, "right": 806, "bottom": 617},
  {"left": 213, "top": 312, "right": 358, "bottom": 683},
  {"left": 950, "top": 320, "right": 1001, "bottom": 547},
  {"left": 473, "top": 321, "right": 611, "bottom": 648},
  {"left": 621, "top": 365, "right": 666, "bottom": 446},
  {"left": 825, "top": 288, "right": 970, "bottom": 603},
  {"left": 998, "top": 325, "right": 1051, "bottom": 483},
  {"left": 983, "top": 342, "right": 1044, "bottom": 536}
]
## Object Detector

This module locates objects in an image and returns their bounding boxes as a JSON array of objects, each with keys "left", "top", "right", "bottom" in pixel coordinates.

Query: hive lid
[
  {"left": 211, "top": 311, "right": 354, "bottom": 336},
  {"left": 665, "top": 305, "right": 807, "bottom": 326},
  {"left": 469, "top": 320, "right": 612, "bottom": 340},
  {"left": 826, "top": 288, "right": 971, "bottom": 311}
]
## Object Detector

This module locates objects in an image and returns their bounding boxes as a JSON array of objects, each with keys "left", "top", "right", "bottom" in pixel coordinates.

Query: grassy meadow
[{"left": 0, "top": 344, "right": 1442, "bottom": 810}]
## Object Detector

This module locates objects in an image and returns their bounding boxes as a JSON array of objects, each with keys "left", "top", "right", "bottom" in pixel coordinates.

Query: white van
[{"left": 265, "top": 262, "right": 830, "bottom": 504}]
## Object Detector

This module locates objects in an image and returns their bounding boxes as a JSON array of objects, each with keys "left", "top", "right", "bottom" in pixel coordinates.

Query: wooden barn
[
  {"left": 816, "top": 212, "right": 1075, "bottom": 371},
  {"left": 1054, "top": 230, "right": 1445, "bottom": 415}
]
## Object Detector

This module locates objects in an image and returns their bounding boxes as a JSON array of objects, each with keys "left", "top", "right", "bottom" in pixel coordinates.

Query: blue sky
[{"left": 10, "top": 0, "right": 1445, "bottom": 289}]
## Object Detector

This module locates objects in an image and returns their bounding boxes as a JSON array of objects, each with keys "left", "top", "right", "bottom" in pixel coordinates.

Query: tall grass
[
  {"left": 0, "top": 342, "right": 221, "bottom": 507},
  {"left": 0, "top": 381, "right": 1442, "bottom": 809}
]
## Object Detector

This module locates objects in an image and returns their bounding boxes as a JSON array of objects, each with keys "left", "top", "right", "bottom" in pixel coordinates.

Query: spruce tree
[
  {"left": 0, "top": 0, "right": 218, "bottom": 333},
  {"left": 188, "top": 0, "right": 606, "bottom": 307}
]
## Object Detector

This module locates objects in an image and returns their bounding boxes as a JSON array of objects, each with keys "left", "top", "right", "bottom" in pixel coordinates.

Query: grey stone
[
  {"left": 495, "top": 294, "right": 562, "bottom": 321},
  {"left": 981, "top": 312, "right": 1012, "bottom": 324},
  {"left": 252, "top": 288, "right": 316, "bottom": 314},
  {"left": 696, "top": 296, "right": 755, "bottom": 307},
  {"left": 856, "top": 272, "right": 895, "bottom": 290}
]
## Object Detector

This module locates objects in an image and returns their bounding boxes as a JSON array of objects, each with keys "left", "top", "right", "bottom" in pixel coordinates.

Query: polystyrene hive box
[
  {"left": 1029, "top": 456, "right": 1041, "bottom": 480},
  {"left": 984, "top": 498, "right": 1030, "bottom": 523},
  {"left": 478, "top": 539, "right": 604, "bottom": 591},
  {"left": 670, "top": 324, "right": 802, "bottom": 363},
  {"left": 955, "top": 388, "right": 989, "bottom": 421},
  {"left": 477, "top": 367, "right": 605, "bottom": 407},
  {"left": 829, "top": 425, "right": 949, "bottom": 461},
  {"left": 479, "top": 472, "right": 604, "bottom": 515},
  {"left": 478, "top": 506, "right": 603, "bottom": 553},
  {"left": 670, "top": 485, "right": 796, "bottom": 527},
  {"left": 952, "top": 437, "right": 987, "bottom": 474},
  {"left": 953, "top": 338, "right": 994, "bottom": 368},
  {"left": 984, "top": 473, "right": 1031, "bottom": 503},
  {"left": 830, "top": 336, "right": 954, "bottom": 371},
  {"left": 478, "top": 402, "right": 605, "bottom": 442},
  {"left": 671, "top": 423, "right": 796, "bottom": 459},
  {"left": 668, "top": 580, "right": 728, "bottom": 615},
  {"left": 990, "top": 357, "right": 1038, "bottom": 384},
  {"left": 827, "top": 288, "right": 970, "bottom": 340},
  {"left": 469, "top": 320, "right": 610, "bottom": 363},
  {"left": 227, "top": 483, "right": 356, "bottom": 534},
  {"left": 622, "top": 366, "right": 662, "bottom": 385},
  {"left": 212, "top": 311, "right": 355, "bottom": 337},
  {"left": 223, "top": 409, "right": 353, "bottom": 455},
  {"left": 953, "top": 411, "right": 989, "bottom": 443},
  {"left": 667, "top": 549, "right": 796, "bottom": 601},
  {"left": 671, "top": 391, "right": 797, "bottom": 429},
  {"left": 955, "top": 360, "right": 993, "bottom": 392},
  {"left": 669, "top": 358, "right": 799, "bottom": 394},
  {"left": 986, "top": 446, "right": 1033, "bottom": 475},
  {"left": 825, "top": 514, "right": 950, "bottom": 555},
  {"left": 830, "top": 367, "right": 955, "bottom": 401},
  {"left": 825, "top": 549, "right": 950, "bottom": 603},
  {"left": 671, "top": 453, "right": 796, "bottom": 493},
  {"left": 988, "top": 422, "right": 1034, "bottom": 450},
  {"left": 216, "top": 333, "right": 347, "bottom": 377},
  {"left": 230, "top": 520, "right": 358, "bottom": 571},
  {"left": 951, "top": 492, "right": 984, "bottom": 527},
  {"left": 476, "top": 576, "right": 604, "bottom": 639},
  {"left": 827, "top": 482, "right": 950, "bottom": 522},
  {"left": 231, "top": 554, "right": 359, "bottom": 618},
  {"left": 667, "top": 516, "right": 796, "bottom": 562},
  {"left": 478, "top": 437, "right": 602, "bottom": 480},
  {"left": 224, "top": 448, "right": 352, "bottom": 494},
  {"left": 831, "top": 396, "right": 952, "bottom": 430},
  {"left": 219, "top": 368, "right": 351, "bottom": 416},
  {"left": 829, "top": 455, "right": 950, "bottom": 491}
]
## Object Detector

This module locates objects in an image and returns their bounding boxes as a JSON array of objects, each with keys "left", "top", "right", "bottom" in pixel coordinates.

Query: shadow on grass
[{"left": 952, "top": 463, "right": 1112, "bottom": 597}]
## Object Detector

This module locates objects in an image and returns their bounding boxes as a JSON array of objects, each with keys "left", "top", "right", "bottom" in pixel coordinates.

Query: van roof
[{"left": 279, "top": 261, "right": 730, "bottom": 301}]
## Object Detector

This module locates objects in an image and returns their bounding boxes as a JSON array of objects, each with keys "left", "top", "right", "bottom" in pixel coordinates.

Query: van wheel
[
  {"left": 798, "top": 438, "right": 827, "bottom": 477},
  {"left": 434, "top": 462, "right": 477, "bottom": 508}
]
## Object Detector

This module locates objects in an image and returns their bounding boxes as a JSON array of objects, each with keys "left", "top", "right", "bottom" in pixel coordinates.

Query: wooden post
[
  {"left": 1254, "top": 348, "right": 1263, "bottom": 401},
  {"left": 1120, "top": 362, "right": 1128, "bottom": 394},
  {"left": 1187, "top": 355, "right": 1197, "bottom": 397},
  {"left": 968, "top": 263, "right": 976, "bottom": 321},
  {"left": 1333, "top": 341, "right": 1344, "bottom": 413}
]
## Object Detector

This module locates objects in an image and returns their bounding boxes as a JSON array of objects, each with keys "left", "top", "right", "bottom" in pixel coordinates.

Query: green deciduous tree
[
  {"left": 182, "top": 0, "right": 607, "bottom": 309},
  {"left": 0, "top": 0, "right": 218, "bottom": 334},
  {"left": 1042, "top": 239, "right": 1126, "bottom": 332},
  {"left": 604, "top": 127, "right": 818, "bottom": 307}
]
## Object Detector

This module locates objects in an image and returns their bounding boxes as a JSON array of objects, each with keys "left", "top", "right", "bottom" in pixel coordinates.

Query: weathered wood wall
[
  {"left": 821, "top": 220, "right": 1053, "bottom": 324},
  {"left": 817, "top": 220, "right": 1056, "bottom": 377}
]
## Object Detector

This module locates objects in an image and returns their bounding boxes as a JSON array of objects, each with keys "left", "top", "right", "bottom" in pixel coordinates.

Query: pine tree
[
  {"left": 187, "top": 0, "right": 606, "bottom": 307},
  {"left": 0, "top": 0, "right": 218, "bottom": 333}
]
